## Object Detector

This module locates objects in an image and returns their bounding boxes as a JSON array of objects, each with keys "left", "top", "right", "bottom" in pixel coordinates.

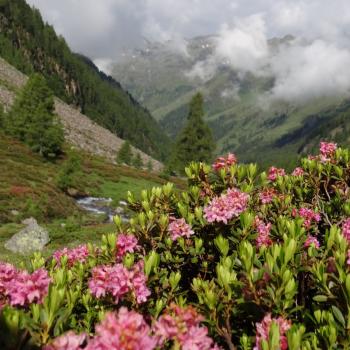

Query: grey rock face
[{"left": 5, "top": 218, "right": 49, "bottom": 255}]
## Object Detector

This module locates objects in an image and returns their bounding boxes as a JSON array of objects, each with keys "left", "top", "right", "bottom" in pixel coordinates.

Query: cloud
[{"left": 27, "top": 0, "right": 350, "bottom": 103}]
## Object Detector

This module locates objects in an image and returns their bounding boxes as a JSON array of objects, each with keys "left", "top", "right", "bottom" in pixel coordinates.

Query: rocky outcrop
[
  {"left": 4, "top": 218, "right": 49, "bottom": 255},
  {"left": 0, "top": 57, "right": 162, "bottom": 170}
]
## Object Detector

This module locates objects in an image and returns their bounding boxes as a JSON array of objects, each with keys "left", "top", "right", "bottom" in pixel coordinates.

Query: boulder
[{"left": 5, "top": 217, "right": 49, "bottom": 255}]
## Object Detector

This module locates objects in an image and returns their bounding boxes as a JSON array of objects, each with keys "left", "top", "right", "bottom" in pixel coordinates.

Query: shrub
[
  {"left": 2, "top": 141, "right": 350, "bottom": 349},
  {"left": 56, "top": 153, "right": 82, "bottom": 192}
]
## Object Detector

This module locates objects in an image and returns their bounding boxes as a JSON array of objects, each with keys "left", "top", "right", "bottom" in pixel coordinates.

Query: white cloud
[
  {"left": 26, "top": 0, "right": 350, "bottom": 103},
  {"left": 215, "top": 14, "right": 269, "bottom": 73}
]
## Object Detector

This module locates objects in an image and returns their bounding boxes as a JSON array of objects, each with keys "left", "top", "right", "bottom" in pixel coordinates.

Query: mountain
[
  {"left": 112, "top": 35, "right": 350, "bottom": 168},
  {"left": 0, "top": 0, "right": 170, "bottom": 160},
  {"left": 0, "top": 56, "right": 163, "bottom": 171}
]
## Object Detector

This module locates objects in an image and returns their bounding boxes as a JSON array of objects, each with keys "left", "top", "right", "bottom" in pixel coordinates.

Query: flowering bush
[{"left": 2, "top": 141, "right": 350, "bottom": 349}]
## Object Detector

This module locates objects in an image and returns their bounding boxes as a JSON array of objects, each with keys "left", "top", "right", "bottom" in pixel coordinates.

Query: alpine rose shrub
[
  {"left": 0, "top": 264, "right": 50, "bottom": 307},
  {"left": 53, "top": 245, "right": 89, "bottom": 267},
  {"left": 2, "top": 141, "right": 350, "bottom": 350},
  {"left": 168, "top": 218, "right": 194, "bottom": 241},
  {"left": 204, "top": 188, "right": 249, "bottom": 224},
  {"left": 254, "top": 314, "right": 291, "bottom": 350},
  {"left": 267, "top": 166, "right": 285, "bottom": 181},
  {"left": 212, "top": 153, "right": 237, "bottom": 171},
  {"left": 116, "top": 233, "right": 139, "bottom": 258}
]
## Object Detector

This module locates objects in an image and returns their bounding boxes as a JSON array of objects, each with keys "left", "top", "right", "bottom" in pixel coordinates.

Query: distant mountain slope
[
  {"left": 0, "top": 57, "right": 163, "bottom": 171},
  {"left": 0, "top": 0, "right": 169, "bottom": 160},
  {"left": 112, "top": 35, "right": 350, "bottom": 168}
]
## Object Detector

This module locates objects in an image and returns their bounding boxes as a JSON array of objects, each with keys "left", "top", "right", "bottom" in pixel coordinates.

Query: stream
[{"left": 75, "top": 197, "right": 129, "bottom": 222}]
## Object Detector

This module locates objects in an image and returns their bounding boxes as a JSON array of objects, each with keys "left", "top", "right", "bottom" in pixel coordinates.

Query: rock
[
  {"left": 5, "top": 217, "right": 50, "bottom": 255},
  {"left": 10, "top": 209, "right": 19, "bottom": 216},
  {"left": 67, "top": 187, "right": 79, "bottom": 197}
]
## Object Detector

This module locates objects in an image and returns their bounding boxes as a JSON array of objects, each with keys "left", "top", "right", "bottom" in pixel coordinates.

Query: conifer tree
[
  {"left": 132, "top": 152, "right": 143, "bottom": 169},
  {"left": 171, "top": 93, "right": 215, "bottom": 173},
  {"left": 116, "top": 141, "right": 133, "bottom": 165},
  {"left": 6, "top": 73, "right": 64, "bottom": 158},
  {"left": 0, "top": 104, "right": 4, "bottom": 128},
  {"left": 147, "top": 159, "right": 153, "bottom": 172}
]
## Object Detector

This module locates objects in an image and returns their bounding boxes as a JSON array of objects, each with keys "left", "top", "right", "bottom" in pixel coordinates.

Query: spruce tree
[
  {"left": 147, "top": 159, "right": 153, "bottom": 172},
  {"left": 117, "top": 141, "right": 133, "bottom": 165},
  {"left": 6, "top": 73, "right": 64, "bottom": 158},
  {"left": 132, "top": 152, "right": 143, "bottom": 169},
  {"left": 171, "top": 93, "right": 215, "bottom": 173}
]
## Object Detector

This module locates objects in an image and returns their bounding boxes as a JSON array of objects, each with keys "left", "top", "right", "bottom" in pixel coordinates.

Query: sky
[{"left": 26, "top": 0, "right": 350, "bottom": 103}]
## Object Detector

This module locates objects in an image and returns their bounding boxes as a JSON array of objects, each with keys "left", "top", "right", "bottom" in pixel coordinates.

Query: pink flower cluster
[
  {"left": 46, "top": 306, "right": 219, "bottom": 350},
  {"left": 44, "top": 331, "right": 87, "bottom": 350},
  {"left": 342, "top": 218, "right": 350, "bottom": 243},
  {"left": 304, "top": 235, "right": 320, "bottom": 249},
  {"left": 254, "top": 313, "right": 291, "bottom": 350},
  {"left": 254, "top": 217, "right": 272, "bottom": 248},
  {"left": 259, "top": 188, "right": 277, "bottom": 204},
  {"left": 0, "top": 263, "right": 50, "bottom": 308},
  {"left": 168, "top": 218, "right": 194, "bottom": 241},
  {"left": 320, "top": 141, "right": 337, "bottom": 159},
  {"left": 212, "top": 153, "right": 237, "bottom": 171},
  {"left": 116, "top": 233, "right": 139, "bottom": 258},
  {"left": 292, "top": 208, "right": 321, "bottom": 229},
  {"left": 267, "top": 167, "right": 286, "bottom": 181},
  {"left": 204, "top": 188, "right": 249, "bottom": 224},
  {"left": 45, "top": 308, "right": 156, "bottom": 350},
  {"left": 292, "top": 167, "right": 305, "bottom": 176},
  {"left": 86, "top": 308, "right": 156, "bottom": 350},
  {"left": 53, "top": 245, "right": 89, "bottom": 268},
  {"left": 88, "top": 260, "right": 150, "bottom": 304},
  {"left": 154, "top": 304, "right": 220, "bottom": 350}
]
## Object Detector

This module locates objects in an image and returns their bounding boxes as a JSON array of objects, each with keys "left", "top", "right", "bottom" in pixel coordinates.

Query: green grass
[{"left": 0, "top": 134, "right": 185, "bottom": 265}]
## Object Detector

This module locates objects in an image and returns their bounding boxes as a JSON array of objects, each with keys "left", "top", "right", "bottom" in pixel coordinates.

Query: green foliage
[
  {"left": 3, "top": 144, "right": 350, "bottom": 349},
  {"left": 170, "top": 93, "right": 215, "bottom": 173},
  {"left": 132, "top": 152, "right": 143, "bottom": 169},
  {"left": 0, "top": 0, "right": 170, "bottom": 160},
  {"left": 0, "top": 103, "right": 4, "bottom": 128},
  {"left": 5, "top": 74, "right": 64, "bottom": 158},
  {"left": 56, "top": 153, "right": 82, "bottom": 191},
  {"left": 116, "top": 141, "right": 133, "bottom": 165},
  {"left": 147, "top": 159, "right": 153, "bottom": 172}
]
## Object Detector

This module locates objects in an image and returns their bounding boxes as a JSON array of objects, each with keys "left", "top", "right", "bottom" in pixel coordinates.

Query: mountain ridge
[
  {"left": 112, "top": 35, "right": 350, "bottom": 168},
  {"left": 0, "top": 56, "right": 163, "bottom": 171},
  {"left": 0, "top": 0, "right": 169, "bottom": 160}
]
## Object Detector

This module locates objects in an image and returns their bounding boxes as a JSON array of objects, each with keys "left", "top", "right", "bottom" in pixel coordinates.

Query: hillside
[
  {"left": 0, "top": 57, "right": 163, "bottom": 171},
  {"left": 112, "top": 35, "right": 350, "bottom": 168},
  {"left": 0, "top": 0, "right": 170, "bottom": 160}
]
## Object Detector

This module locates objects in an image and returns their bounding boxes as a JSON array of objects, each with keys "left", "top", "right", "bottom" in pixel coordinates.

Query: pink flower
[
  {"left": 0, "top": 262, "right": 17, "bottom": 308},
  {"left": 86, "top": 308, "right": 157, "bottom": 350},
  {"left": 168, "top": 218, "right": 194, "bottom": 241},
  {"left": 320, "top": 141, "right": 337, "bottom": 157},
  {"left": 254, "top": 217, "right": 272, "bottom": 248},
  {"left": 44, "top": 331, "right": 87, "bottom": 350},
  {"left": 154, "top": 304, "right": 219, "bottom": 350},
  {"left": 128, "top": 260, "right": 151, "bottom": 303},
  {"left": 212, "top": 153, "right": 237, "bottom": 171},
  {"left": 204, "top": 188, "right": 249, "bottom": 224},
  {"left": 268, "top": 167, "right": 286, "bottom": 181},
  {"left": 5, "top": 268, "right": 51, "bottom": 307},
  {"left": 292, "top": 167, "right": 305, "bottom": 176},
  {"left": 342, "top": 218, "right": 350, "bottom": 243},
  {"left": 88, "top": 261, "right": 150, "bottom": 304},
  {"left": 116, "top": 234, "right": 139, "bottom": 258},
  {"left": 304, "top": 235, "right": 320, "bottom": 249},
  {"left": 53, "top": 245, "right": 89, "bottom": 267},
  {"left": 254, "top": 314, "right": 291, "bottom": 350},
  {"left": 259, "top": 188, "right": 277, "bottom": 204},
  {"left": 292, "top": 208, "right": 320, "bottom": 229}
]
